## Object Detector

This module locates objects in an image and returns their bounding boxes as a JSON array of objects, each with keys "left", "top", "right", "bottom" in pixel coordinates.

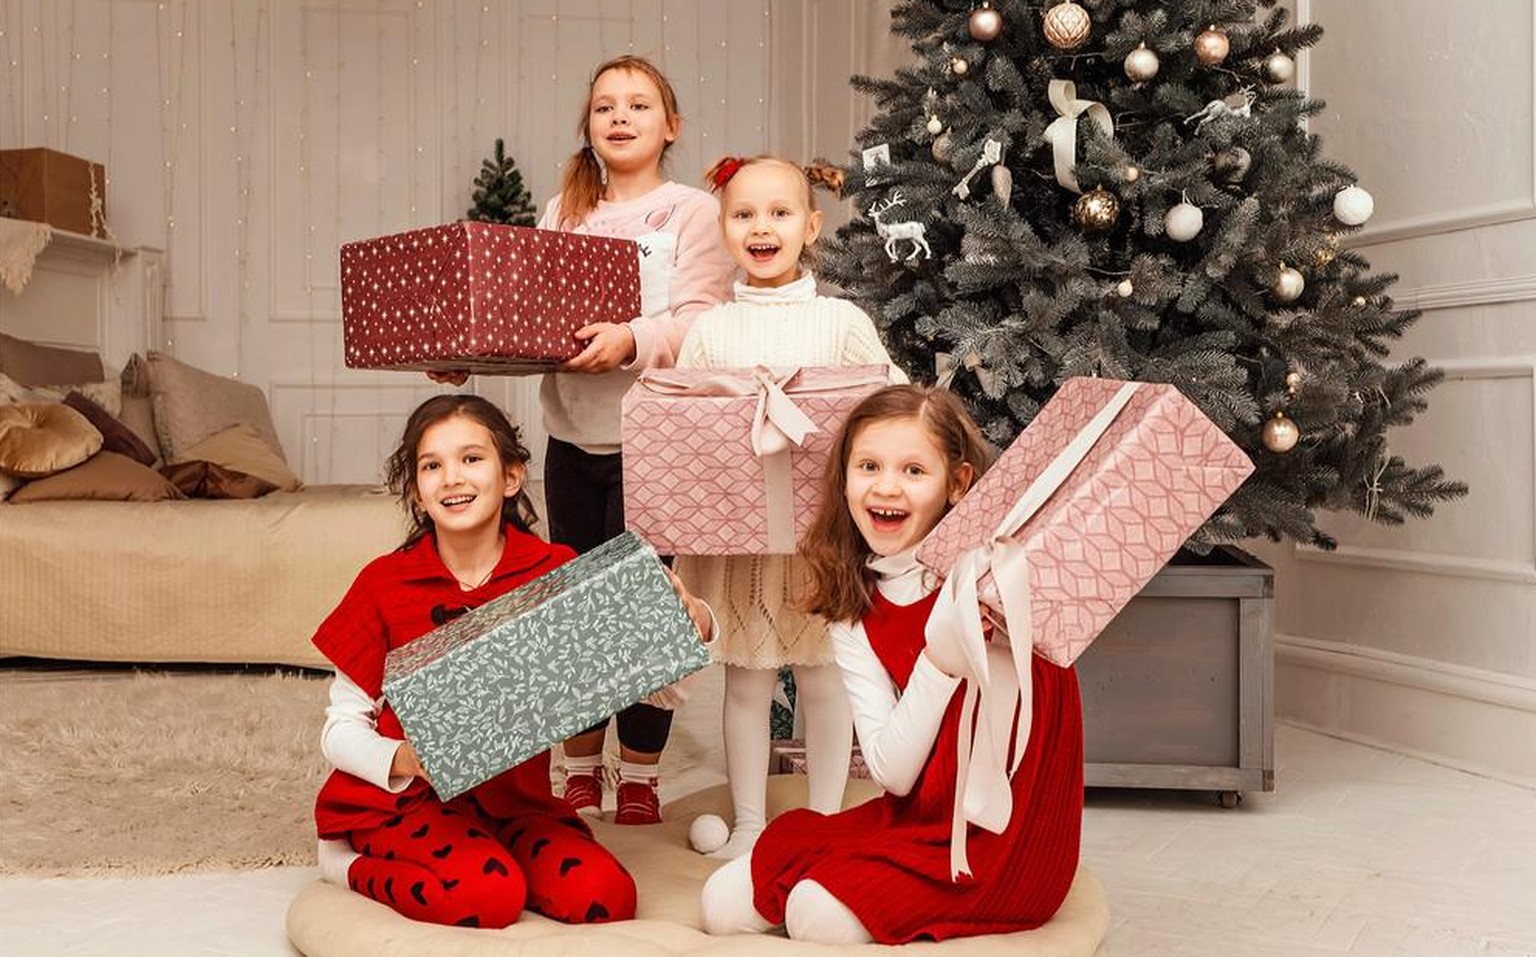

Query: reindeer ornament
[{"left": 867, "top": 191, "right": 933, "bottom": 262}]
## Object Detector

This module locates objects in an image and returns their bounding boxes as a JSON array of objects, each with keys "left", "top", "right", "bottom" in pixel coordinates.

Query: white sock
[
  {"left": 317, "top": 839, "right": 360, "bottom": 887},
  {"left": 794, "top": 664, "right": 854, "bottom": 814},
  {"left": 784, "top": 879, "right": 872, "bottom": 944},
  {"left": 700, "top": 852, "right": 775, "bottom": 936},
  {"left": 709, "top": 665, "right": 776, "bottom": 859},
  {"left": 617, "top": 759, "right": 658, "bottom": 785},
  {"left": 563, "top": 750, "right": 603, "bottom": 779}
]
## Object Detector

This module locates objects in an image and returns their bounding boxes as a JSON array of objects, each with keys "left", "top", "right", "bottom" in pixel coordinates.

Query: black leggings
[{"left": 544, "top": 436, "right": 674, "bottom": 754}]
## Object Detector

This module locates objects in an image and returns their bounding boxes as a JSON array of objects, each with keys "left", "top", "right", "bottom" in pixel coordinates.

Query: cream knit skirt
[{"left": 673, "top": 553, "right": 834, "bottom": 669}]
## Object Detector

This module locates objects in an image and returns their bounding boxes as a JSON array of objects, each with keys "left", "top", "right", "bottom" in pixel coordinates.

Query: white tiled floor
[{"left": 2, "top": 725, "right": 1533, "bottom": 957}]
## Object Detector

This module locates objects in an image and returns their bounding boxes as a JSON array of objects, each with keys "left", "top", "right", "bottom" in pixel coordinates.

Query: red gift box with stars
[{"left": 340, "top": 222, "right": 641, "bottom": 374}]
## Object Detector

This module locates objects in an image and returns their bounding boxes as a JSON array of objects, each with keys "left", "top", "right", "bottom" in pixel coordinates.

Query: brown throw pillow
[
  {"left": 159, "top": 459, "right": 279, "bottom": 499},
  {"left": 9, "top": 451, "right": 185, "bottom": 502},
  {"left": 117, "top": 395, "right": 161, "bottom": 465},
  {"left": 174, "top": 422, "right": 302, "bottom": 491},
  {"left": 63, "top": 391, "right": 157, "bottom": 466},
  {"left": 0, "top": 402, "right": 103, "bottom": 478},
  {"left": 145, "top": 352, "right": 285, "bottom": 461},
  {"left": 0, "top": 332, "right": 105, "bottom": 388}
]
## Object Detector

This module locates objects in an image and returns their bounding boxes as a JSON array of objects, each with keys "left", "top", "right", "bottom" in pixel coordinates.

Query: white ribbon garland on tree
[{"left": 1042, "top": 79, "right": 1114, "bottom": 194}]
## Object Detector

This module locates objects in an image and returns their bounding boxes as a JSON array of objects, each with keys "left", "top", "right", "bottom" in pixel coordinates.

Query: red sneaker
[
  {"left": 563, "top": 772, "right": 603, "bottom": 817},
  {"left": 614, "top": 780, "right": 662, "bottom": 825}
]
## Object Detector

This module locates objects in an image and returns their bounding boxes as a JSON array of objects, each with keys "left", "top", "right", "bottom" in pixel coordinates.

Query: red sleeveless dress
[{"left": 749, "top": 589, "right": 1084, "bottom": 943}]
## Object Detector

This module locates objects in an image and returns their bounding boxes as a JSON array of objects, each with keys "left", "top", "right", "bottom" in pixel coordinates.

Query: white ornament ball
[
  {"left": 951, "top": 57, "right": 969, "bottom": 75},
  {"left": 1272, "top": 265, "right": 1305, "bottom": 302},
  {"left": 1116, "top": 278, "right": 1135, "bottom": 297},
  {"left": 926, "top": 115, "right": 944, "bottom": 136},
  {"left": 1124, "top": 43, "right": 1160, "bottom": 82},
  {"left": 1262, "top": 50, "right": 1296, "bottom": 83},
  {"left": 688, "top": 814, "right": 730, "bottom": 854},
  {"left": 1333, "top": 185, "right": 1375, "bottom": 226},
  {"left": 1123, "top": 165, "right": 1141, "bottom": 183},
  {"left": 1165, "top": 202, "right": 1204, "bottom": 242}
]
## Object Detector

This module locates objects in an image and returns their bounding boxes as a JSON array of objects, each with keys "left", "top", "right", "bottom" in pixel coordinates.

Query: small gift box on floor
[
  {"left": 382, "top": 531, "right": 708, "bottom": 801},
  {"left": 621, "top": 365, "right": 890, "bottom": 554},
  {"left": 340, "top": 222, "right": 640, "bottom": 374},
  {"left": 771, "top": 738, "right": 871, "bottom": 779},
  {"left": 917, "top": 376, "right": 1255, "bottom": 666}
]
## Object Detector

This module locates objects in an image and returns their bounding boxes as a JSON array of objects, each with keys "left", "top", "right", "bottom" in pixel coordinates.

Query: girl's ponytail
[{"left": 558, "top": 144, "right": 606, "bottom": 230}]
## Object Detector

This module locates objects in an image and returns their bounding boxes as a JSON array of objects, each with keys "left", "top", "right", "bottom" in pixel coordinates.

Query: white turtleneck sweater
[
  {"left": 830, "top": 549, "right": 963, "bottom": 796},
  {"left": 672, "top": 272, "right": 907, "bottom": 668}
]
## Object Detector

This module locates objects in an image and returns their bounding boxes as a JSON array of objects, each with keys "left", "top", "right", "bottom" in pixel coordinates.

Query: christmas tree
[
  {"left": 466, "top": 138, "right": 537, "bottom": 226},
  {"left": 820, "top": 0, "right": 1465, "bottom": 549}
]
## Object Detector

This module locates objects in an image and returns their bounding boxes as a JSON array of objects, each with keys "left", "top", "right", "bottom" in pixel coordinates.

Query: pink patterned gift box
[
  {"left": 622, "top": 365, "right": 890, "bottom": 555},
  {"left": 340, "top": 222, "right": 640, "bottom": 374},
  {"left": 916, "top": 377, "right": 1254, "bottom": 667}
]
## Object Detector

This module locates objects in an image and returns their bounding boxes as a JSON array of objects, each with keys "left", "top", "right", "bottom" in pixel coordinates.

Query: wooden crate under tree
[{"left": 1076, "top": 546, "right": 1274, "bottom": 806}]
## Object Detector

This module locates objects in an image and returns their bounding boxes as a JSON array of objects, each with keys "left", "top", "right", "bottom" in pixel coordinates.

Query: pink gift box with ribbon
[
  {"left": 621, "top": 365, "right": 890, "bottom": 555},
  {"left": 918, "top": 376, "right": 1255, "bottom": 668},
  {"left": 913, "top": 377, "right": 1253, "bottom": 880},
  {"left": 340, "top": 222, "right": 640, "bottom": 374}
]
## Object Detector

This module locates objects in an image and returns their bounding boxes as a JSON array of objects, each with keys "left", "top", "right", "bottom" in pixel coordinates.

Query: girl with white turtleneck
[{"left": 674, "top": 155, "right": 906, "bottom": 861}]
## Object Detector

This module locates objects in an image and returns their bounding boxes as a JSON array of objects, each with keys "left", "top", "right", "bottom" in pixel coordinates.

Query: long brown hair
[
  {"left": 800, "top": 385, "right": 993, "bottom": 623},
  {"left": 385, "top": 394, "right": 538, "bottom": 549},
  {"left": 556, "top": 55, "right": 682, "bottom": 230}
]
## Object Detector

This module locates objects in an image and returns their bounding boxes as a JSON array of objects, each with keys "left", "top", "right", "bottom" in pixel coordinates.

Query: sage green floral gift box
[{"left": 383, "top": 531, "right": 709, "bottom": 801}]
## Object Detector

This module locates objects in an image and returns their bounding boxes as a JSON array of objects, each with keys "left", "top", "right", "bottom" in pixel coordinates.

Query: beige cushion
[
  {"left": 286, "top": 777, "right": 1110, "bottom": 957},
  {"left": 0, "top": 402, "right": 103, "bottom": 477},
  {"left": 145, "top": 352, "right": 284, "bottom": 461},
  {"left": 0, "top": 332, "right": 104, "bottom": 388},
  {"left": 116, "top": 395, "right": 162, "bottom": 466},
  {"left": 0, "top": 371, "right": 122, "bottom": 417},
  {"left": 9, "top": 450, "right": 185, "bottom": 502},
  {"left": 175, "top": 422, "right": 301, "bottom": 491}
]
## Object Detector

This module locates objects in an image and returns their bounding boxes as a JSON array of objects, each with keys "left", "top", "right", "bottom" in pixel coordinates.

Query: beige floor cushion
[{"left": 288, "top": 777, "right": 1109, "bottom": 956}]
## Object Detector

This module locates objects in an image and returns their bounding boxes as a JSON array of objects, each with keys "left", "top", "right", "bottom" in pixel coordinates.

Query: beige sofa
[{"left": 0, "top": 333, "right": 406, "bottom": 668}]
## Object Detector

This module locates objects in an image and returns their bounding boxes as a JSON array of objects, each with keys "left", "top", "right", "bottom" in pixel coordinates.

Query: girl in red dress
[
  {"left": 700, "top": 384, "right": 1084, "bottom": 944},
  {"left": 311, "top": 394, "right": 712, "bottom": 928}
]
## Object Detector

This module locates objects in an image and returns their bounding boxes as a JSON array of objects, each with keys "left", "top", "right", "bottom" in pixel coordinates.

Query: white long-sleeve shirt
[{"left": 830, "top": 549, "right": 962, "bottom": 796}]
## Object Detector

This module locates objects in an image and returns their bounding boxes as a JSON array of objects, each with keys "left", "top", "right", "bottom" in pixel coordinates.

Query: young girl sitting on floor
[
  {"left": 311, "top": 394, "right": 712, "bottom": 929},
  {"left": 674, "top": 154, "right": 906, "bottom": 860},
  {"left": 700, "top": 385, "right": 1084, "bottom": 944}
]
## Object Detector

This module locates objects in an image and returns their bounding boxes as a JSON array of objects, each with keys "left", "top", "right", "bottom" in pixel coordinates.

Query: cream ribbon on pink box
[
  {"left": 634, "top": 366, "right": 887, "bottom": 553},
  {"left": 925, "top": 380, "right": 1142, "bottom": 880}
]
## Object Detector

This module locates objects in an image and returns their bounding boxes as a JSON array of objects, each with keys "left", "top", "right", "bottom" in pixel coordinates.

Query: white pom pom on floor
[{"left": 688, "top": 813, "right": 730, "bottom": 854}]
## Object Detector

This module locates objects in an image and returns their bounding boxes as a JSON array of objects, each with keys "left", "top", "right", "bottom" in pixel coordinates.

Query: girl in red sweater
[
  {"left": 700, "top": 384, "right": 1084, "bottom": 944},
  {"left": 312, "top": 394, "right": 710, "bottom": 928}
]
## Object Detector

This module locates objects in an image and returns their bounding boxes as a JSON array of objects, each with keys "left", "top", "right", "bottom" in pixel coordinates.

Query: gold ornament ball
[
  {"left": 1124, "top": 43, "right": 1160, "bottom": 82},
  {"left": 1194, "top": 26, "right": 1230, "bottom": 66},
  {"left": 991, "top": 164, "right": 1014, "bottom": 206},
  {"left": 932, "top": 131, "right": 954, "bottom": 162},
  {"left": 1262, "top": 411, "right": 1300, "bottom": 453},
  {"left": 1212, "top": 146, "right": 1252, "bottom": 183},
  {"left": 1272, "top": 264, "right": 1305, "bottom": 302},
  {"left": 1353, "top": 295, "right": 1368, "bottom": 306},
  {"left": 1262, "top": 50, "right": 1296, "bottom": 83},
  {"left": 1123, "top": 164, "right": 1140, "bottom": 183},
  {"left": 1042, "top": 1, "right": 1091, "bottom": 50},
  {"left": 969, "top": 4, "right": 1004, "bottom": 42},
  {"left": 951, "top": 56, "right": 969, "bottom": 75},
  {"left": 1073, "top": 188, "right": 1121, "bottom": 234}
]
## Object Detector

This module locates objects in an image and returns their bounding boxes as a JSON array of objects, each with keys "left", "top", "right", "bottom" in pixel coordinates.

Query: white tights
[
  {"left": 708, "top": 663, "right": 853, "bottom": 860},
  {"left": 700, "top": 852, "right": 873, "bottom": 944}
]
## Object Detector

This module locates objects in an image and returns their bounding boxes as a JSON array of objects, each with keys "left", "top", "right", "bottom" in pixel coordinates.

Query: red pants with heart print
[{"left": 345, "top": 799, "right": 636, "bottom": 928}]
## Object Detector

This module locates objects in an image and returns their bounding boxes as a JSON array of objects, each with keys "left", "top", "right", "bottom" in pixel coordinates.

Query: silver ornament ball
[
  {"left": 1272, "top": 265, "right": 1305, "bottom": 302},
  {"left": 1262, "top": 50, "right": 1296, "bottom": 83},
  {"left": 1262, "top": 412, "right": 1300, "bottom": 453},
  {"left": 1124, "top": 43, "right": 1160, "bottom": 82},
  {"left": 969, "top": 4, "right": 1004, "bottom": 42}
]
